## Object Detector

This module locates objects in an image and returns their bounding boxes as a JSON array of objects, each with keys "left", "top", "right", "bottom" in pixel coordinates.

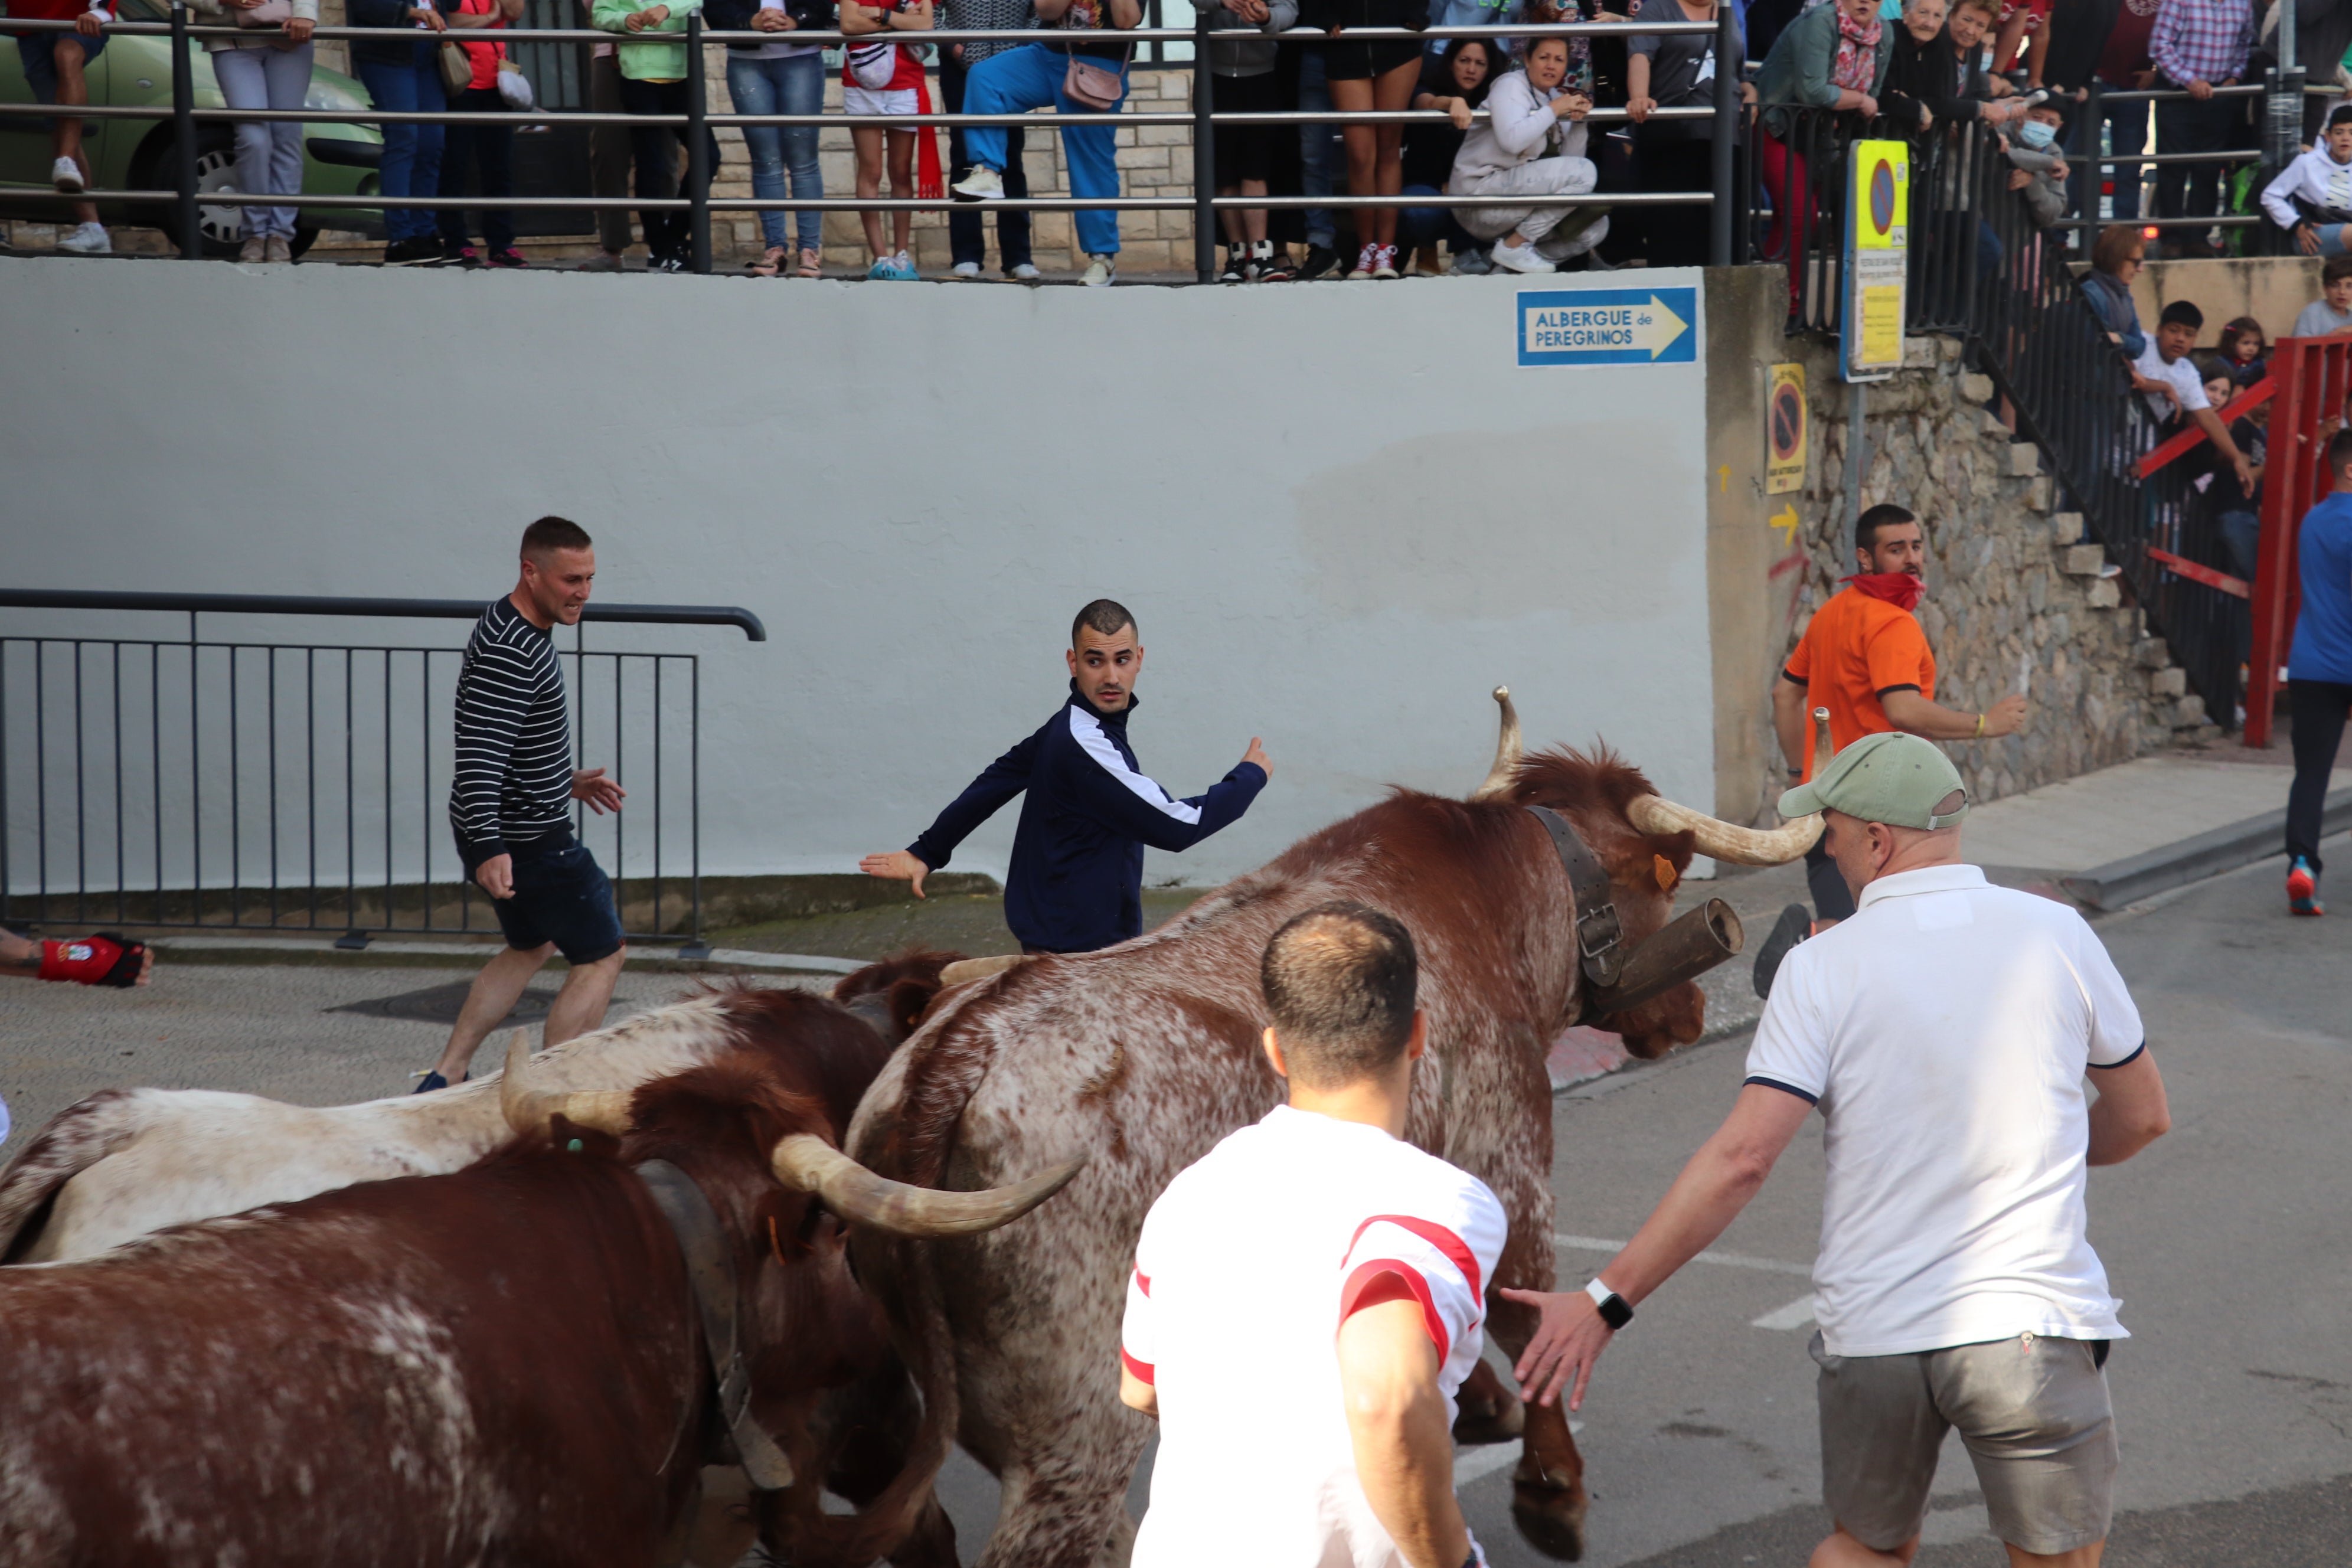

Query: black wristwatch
[{"left": 1585, "top": 1277, "right": 1634, "bottom": 1331}]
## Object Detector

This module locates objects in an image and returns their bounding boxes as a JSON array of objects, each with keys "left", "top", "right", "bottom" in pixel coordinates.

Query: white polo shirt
[
  {"left": 2134, "top": 338, "right": 2211, "bottom": 425},
  {"left": 1122, "top": 1103, "right": 1508, "bottom": 1568},
  {"left": 1745, "top": 864, "right": 2145, "bottom": 1358}
]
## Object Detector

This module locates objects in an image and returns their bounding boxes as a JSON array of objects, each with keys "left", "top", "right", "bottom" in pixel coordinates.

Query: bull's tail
[{"left": 0, "top": 1089, "right": 145, "bottom": 1263}]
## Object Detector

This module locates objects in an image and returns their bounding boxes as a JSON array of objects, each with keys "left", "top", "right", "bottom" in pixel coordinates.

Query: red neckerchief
[{"left": 1841, "top": 571, "right": 1925, "bottom": 612}]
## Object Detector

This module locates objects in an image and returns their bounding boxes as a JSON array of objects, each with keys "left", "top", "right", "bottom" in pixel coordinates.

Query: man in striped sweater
[{"left": 416, "top": 515, "right": 629, "bottom": 1092}]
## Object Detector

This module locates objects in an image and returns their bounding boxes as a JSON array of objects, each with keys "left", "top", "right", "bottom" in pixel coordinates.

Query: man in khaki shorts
[{"left": 1500, "top": 733, "right": 2173, "bottom": 1566}]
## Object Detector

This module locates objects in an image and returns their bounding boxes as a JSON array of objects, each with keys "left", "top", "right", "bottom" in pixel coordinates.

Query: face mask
[{"left": 2018, "top": 119, "right": 2056, "bottom": 149}]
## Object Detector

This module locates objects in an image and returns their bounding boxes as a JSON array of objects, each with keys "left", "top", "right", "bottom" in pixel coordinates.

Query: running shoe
[
  {"left": 952, "top": 165, "right": 1004, "bottom": 201},
  {"left": 485, "top": 246, "right": 527, "bottom": 268},
  {"left": 1081, "top": 253, "right": 1116, "bottom": 286},
  {"left": 56, "top": 221, "right": 110, "bottom": 254},
  {"left": 51, "top": 155, "right": 83, "bottom": 192},
  {"left": 1488, "top": 237, "right": 1556, "bottom": 273},
  {"left": 1347, "top": 241, "right": 1378, "bottom": 279},
  {"left": 1008, "top": 261, "right": 1040, "bottom": 280},
  {"left": 264, "top": 234, "right": 293, "bottom": 263},
  {"left": 1371, "top": 243, "right": 1399, "bottom": 279},
  {"left": 891, "top": 249, "right": 917, "bottom": 279},
  {"left": 1449, "top": 244, "right": 1494, "bottom": 275},
  {"left": 651, "top": 253, "right": 688, "bottom": 273},
  {"left": 951, "top": 260, "right": 982, "bottom": 279},
  {"left": 383, "top": 235, "right": 440, "bottom": 265},
  {"left": 1220, "top": 241, "right": 1248, "bottom": 283},
  {"left": 1752, "top": 903, "right": 1812, "bottom": 998},
  {"left": 239, "top": 235, "right": 269, "bottom": 263},
  {"left": 1297, "top": 242, "right": 1342, "bottom": 280},
  {"left": 579, "top": 249, "right": 626, "bottom": 272},
  {"left": 2288, "top": 855, "right": 2323, "bottom": 916},
  {"left": 1257, "top": 244, "right": 1295, "bottom": 282}
]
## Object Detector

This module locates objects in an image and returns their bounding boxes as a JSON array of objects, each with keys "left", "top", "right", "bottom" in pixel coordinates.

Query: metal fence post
[
  {"left": 1707, "top": 0, "right": 1736, "bottom": 266},
  {"left": 2265, "top": 63, "right": 2305, "bottom": 254},
  {"left": 1193, "top": 5, "right": 1216, "bottom": 283},
  {"left": 687, "top": 9, "right": 711, "bottom": 274},
  {"left": 169, "top": 0, "right": 201, "bottom": 258}
]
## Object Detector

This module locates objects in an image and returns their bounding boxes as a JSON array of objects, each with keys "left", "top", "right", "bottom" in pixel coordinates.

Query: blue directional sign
[{"left": 1517, "top": 287, "right": 1697, "bottom": 368}]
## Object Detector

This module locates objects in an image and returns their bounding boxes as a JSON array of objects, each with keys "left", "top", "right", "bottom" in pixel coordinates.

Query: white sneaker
[
  {"left": 265, "top": 234, "right": 292, "bottom": 264},
  {"left": 51, "top": 156, "right": 83, "bottom": 194},
  {"left": 57, "top": 222, "right": 110, "bottom": 255},
  {"left": 1487, "top": 237, "right": 1555, "bottom": 274},
  {"left": 952, "top": 166, "right": 1004, "bottom": 201},
  {"left": 951, "top": 260, "right": 981, "bottom": 279},
  {"left": 1009, "top": 262, "right": 1040, "bottom": 280},
  {"left": 1080, "top": 254, "right": 1116, "bottom": 287},
  {"left": 240, "top": 235, "right": 268, "bottom": 263}
]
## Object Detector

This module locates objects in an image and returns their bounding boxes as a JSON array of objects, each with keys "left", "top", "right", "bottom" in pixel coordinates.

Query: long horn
[
  {"left": 1811, "top": 707, "right": 1834, "bottom": 776},
  {"left": 1469, "top": 685, "right": 1523, "bottom": 801},
  {"left": 770, "top": 1134, "right": 1084, "bottom": 1238},
  {"left": 1626, "top": 795, "right": 1824, "bottom": 865},
  {"left": 498, "top": 1031, "right": 636, "bottom": 1139},
  {"left": 939, "top": 953, "right": 1026, "bottom": 987}
]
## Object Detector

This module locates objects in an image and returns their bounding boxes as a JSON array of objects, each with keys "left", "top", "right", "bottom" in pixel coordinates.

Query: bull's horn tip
[{"left": 1492, "top": 684, "right": 1510, "bottom": 701}]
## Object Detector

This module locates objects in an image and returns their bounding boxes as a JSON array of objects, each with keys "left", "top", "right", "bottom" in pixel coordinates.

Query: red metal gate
[{"left": 2246, "top": 337, "right": 2352, "bottom": 749}]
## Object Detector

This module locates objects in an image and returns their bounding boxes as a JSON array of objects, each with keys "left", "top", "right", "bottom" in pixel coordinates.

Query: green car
[{"left": 0, "top": 0, "right": 383, "bottom": 254}]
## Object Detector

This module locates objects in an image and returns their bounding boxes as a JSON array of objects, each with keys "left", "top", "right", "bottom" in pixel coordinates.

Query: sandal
[
  {"left": 747, "top": 246, "right": 786, "bottom": 277},
  {"left": 794, "top": 246, "right": 822, "bottom": 278}
]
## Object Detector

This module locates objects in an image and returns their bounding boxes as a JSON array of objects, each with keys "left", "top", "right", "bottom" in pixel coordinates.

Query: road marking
[
  {"left": 1453, "top": 1423, "right": 1583, "bottom": 1487},
  {"left": 1750, "top": 1295, "right": 1817, "bottom": 1331},
  {"left": 1554, "top": 1234, "right": 1812, "bottom": 1278}
]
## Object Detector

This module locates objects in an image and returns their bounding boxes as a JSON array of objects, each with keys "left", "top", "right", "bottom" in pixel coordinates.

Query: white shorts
[{"left": 843, "top": 84, "right": 920, "bottom": 118}]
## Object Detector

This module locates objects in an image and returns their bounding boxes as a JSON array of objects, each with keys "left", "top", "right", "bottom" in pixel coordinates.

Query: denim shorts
[
  {"left": 16, "top": 30, "right": 107, "bottom": 100},
  {"left": 466, "top": 831, "right": 625, "bottom": 966}
]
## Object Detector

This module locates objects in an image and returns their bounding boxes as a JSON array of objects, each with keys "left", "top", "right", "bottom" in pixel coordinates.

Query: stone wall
[{"left": 1761, "top": 332, "right": 2204, "bottom": 821}]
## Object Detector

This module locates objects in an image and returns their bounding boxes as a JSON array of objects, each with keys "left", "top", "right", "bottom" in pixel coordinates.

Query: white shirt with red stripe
[{"left": 1121, "top": 1102, "right": 1507, "bottom": 1568}]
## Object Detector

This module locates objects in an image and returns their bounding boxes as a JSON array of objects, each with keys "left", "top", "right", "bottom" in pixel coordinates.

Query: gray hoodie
[
  {"left": 2007, "top": 136, "right": 2067, "bottom": 230},
  {"left": 1201, "top": 0, "right": 1298, "bottom": 77},
  {"left": 1449, "top": 67, "right": 1590, "bottom": 183}
]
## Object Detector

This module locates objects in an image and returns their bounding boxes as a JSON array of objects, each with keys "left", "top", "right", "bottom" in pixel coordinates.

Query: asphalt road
[{"left": 4, "top": 844, "right": 2346, "bottom": 1564}]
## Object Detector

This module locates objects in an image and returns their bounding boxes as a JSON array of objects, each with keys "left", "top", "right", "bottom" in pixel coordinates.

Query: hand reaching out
[
  {"left": 1498, "top": 1287, "right": 1615, "bottom": 1410},
  {"left": 860, "top": 849, "right": 931, "bottom": 898},
  {"left": 571, "top": 767, "right": 626, "bottom": 814}
]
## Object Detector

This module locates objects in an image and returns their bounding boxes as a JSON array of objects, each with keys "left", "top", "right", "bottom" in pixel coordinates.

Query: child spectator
[
  {"left": 1397, "top": 37, "right": 1494, "bottom": 275},
  {"left": 1449, "top": 35, "right": 1606, "bottom": 273},
  {"left": 1202, "top": 0, "right": 1299, "bottom": 282},
  {"left": 9, "top": 0, "right": 116, "bottom": 254},
  {"left": 2217, "top": 316, "right": 2268, "bottom": 386},
  {"left": 2261, "top": 102, "right": 2352, "bottom": 258},
  {"left": 2135, "top": 300, "right": 2256, "bottom": 493},
  {"left": 2292, "top": 254, "right": 2352, "bottom": 338},
  {"left": 841, "top": 0, "right": 941, "bottom": 279},
  {"left": 2004, "top": 96, "right": 2070, "bottom": 229}
]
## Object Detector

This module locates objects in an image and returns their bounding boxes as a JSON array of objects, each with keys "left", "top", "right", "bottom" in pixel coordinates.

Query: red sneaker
[{"left": 2287, "top": 857, "right": 2322, "bottom": 916}]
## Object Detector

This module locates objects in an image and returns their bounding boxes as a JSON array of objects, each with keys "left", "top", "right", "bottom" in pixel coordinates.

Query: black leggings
[
  {"left": 2286, "top": 678, "right": 2352, "bottom": 873},
  {"left": 616, "top": 74, "right": 720, "bottom": 263}
]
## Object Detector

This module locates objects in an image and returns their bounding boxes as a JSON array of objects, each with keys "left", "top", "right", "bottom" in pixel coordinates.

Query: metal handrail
[
  {"left": 0, "top": 589, "right": 768, "bottom": 641},
  {"left": 6, "top": 5, "right": 1740, "bottom": 277}
]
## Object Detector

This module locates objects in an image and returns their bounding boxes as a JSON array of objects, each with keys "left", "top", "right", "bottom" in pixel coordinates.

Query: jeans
[
  {"left": 2154, "top": 92, "right": 2237, "bottom": 224},
  {"left": 587, "top": 50, "right": 632, "bottom": 251},
  {"left": 942, "top": 45, "right": 1030, "bottom": 270},
  {"left": 438, "top": 84, "right": 515, "bottom": 251},
  {"left": 354, "top": 47, "right": 446, "bottom": 242},
  {"left": 1396, "top": 182, "right": 1475, "bottom": 250},
  {"left": 2286, "top": 678, "right": 2352, "bottom": 871},
  {"left": 213, "top": 43, "right": 312, "bottom": 240},
  {"left": 727, "top": 50, "right": 824, "bottom": 253},
  {"left": 617, "top": 73, "right": 719, "bottom": 262},
  {"left": 1296, "top": 45, "right": 1336, "bottom": 249},
  {"left": 964, "top": 43, "right": 1125, "bottom": 258}
]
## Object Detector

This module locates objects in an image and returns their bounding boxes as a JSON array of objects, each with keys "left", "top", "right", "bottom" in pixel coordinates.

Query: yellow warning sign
[{"left": 1766, "top": 362, "right": 1806, "bottom": 495}]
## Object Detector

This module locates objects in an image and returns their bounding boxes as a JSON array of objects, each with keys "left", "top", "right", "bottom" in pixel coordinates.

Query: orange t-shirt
[{"left": 1783, "top": 584, "right": 1935, "bottom": 782}]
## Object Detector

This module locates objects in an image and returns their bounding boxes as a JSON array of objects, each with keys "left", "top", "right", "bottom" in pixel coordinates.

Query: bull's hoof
[
  {"left": 1450, "top": 1382, "right": 1525, "bottom": 1445},
  {"left": 1510, "top": 1457, "right": 1588, "bottom": 1562}
]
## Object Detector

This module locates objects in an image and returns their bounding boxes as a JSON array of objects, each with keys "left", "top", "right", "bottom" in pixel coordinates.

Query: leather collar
[
  {"left": 633, "top": 1158, "right": 799, "bottom": 1494},
  {"left": 1525, "top": 805, "right": 1626, "bottom": 991}
]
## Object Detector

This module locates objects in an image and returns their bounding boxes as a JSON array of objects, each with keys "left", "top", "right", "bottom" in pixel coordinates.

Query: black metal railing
[
  {"left": 0, "top": 11, "right": 1739, "bottom": 279},
  {"left": 1761, "top": 104, "right": 2249, "bottom": 724},
  {"left": 0, "top": 590, "right": 763, "bottom": 950}
]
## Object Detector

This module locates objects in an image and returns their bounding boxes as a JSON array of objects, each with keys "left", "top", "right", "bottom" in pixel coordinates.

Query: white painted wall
[{"left": 1, "top": 260, "right": 1714, "bottom": 893}]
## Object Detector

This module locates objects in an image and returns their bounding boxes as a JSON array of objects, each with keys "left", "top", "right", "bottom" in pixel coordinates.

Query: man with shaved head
[
  {"left": 1120, "top": 902, "right": 1507, "bottom": 1568},
  {"left": 1505, "top": 734, "right": 2171, "bottom": 1568},
  {"left": 861, "top": 599, "right": 1272, "bottom": 953}
]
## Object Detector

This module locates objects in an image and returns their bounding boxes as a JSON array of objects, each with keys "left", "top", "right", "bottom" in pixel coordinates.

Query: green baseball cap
[{"left": 1778, "top": 731, "right": 1969, "bottom": 829}]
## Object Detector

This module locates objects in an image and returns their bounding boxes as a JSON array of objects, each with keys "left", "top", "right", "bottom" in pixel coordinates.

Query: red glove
[{"left": 38, "top": 933, "right": 147, "bottom": 987}]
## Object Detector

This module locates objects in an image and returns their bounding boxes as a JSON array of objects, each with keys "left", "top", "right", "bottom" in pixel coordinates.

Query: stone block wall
[{"left": 1768, "top": 332, "right": 2205, "bottom": 818}]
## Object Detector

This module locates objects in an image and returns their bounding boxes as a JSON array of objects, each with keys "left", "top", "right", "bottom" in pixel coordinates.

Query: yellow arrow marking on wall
[{"left": 1770, "top": 504, "right": 1801, "bottom": 547}]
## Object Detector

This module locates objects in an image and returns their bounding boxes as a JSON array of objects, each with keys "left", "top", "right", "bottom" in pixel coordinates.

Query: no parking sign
[
  {"left": 1840, "top": 139, "right": 1909, "bottom": 382},
  {"left": 1767, "top": 362, "right": 1806, "bottom": 494}
]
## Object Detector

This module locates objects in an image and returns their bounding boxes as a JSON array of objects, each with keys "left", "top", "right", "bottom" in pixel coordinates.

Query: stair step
[{"left": 2060, "top": 543, "right": 2106, "bottom": 576}]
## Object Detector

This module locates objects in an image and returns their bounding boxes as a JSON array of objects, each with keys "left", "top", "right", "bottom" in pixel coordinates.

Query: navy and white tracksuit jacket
[{"left": 907, "top": 684, "right": 1268, "bottom": 953}]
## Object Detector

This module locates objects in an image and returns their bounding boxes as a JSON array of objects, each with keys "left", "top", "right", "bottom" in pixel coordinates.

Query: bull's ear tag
[{"left": 1654, "top": 854, "right": 1680, "bottom": 894}]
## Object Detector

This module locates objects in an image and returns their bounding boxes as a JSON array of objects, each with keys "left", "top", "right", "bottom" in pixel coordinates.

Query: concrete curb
[
  {"left": 142, "top": 934, "right": 864, "bottom": 976},
  {"left": 2059, "top": 786, "right": 2352, "bottom": 912}
]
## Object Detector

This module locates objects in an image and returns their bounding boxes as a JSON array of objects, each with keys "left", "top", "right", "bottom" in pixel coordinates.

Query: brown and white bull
[
  {"left": 0, "top": 952, "right": 956, "bottom": 1265},
  {"left": 0, "top": 991, "right": 1076, "bottom": 1568},
  {"left": 845, "top": 693, "right": 1819, "bottom": 1566}
]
